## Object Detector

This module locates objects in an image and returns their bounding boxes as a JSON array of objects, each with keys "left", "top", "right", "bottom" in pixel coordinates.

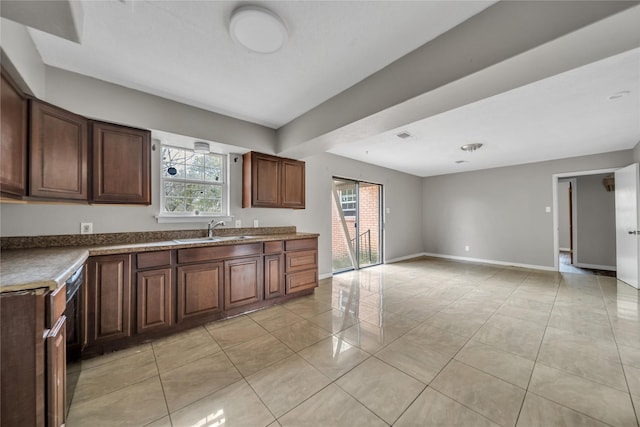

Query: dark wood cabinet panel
[
  {"left": 224, "top": 257, "right": 262, "bottom": 310},
  {"left": 248, "top": 152, "right": 280, "bottom": 207},
  {"left": 91, "top": 121, "right": 151, "bottom": 204},
  {"left": 281, "top": 159, "right": 305, "bottom": 209},
  {"left": 136, "top": 268, "right": 172, "bottom": 333},
  {"left": 284, "top": 237, "right": 318, "bottom": 295},
  {"left": 47, "top": 316, "right": 66, "bottom": 427},
  {"left": 0, "top": 70, "right": 27, "bottom": 197},
  {"left": 137, "top": 250, "right": 171, "bottom": 269},
  {"left": 177, "top": 262, "right": 223, "bottom": 322},
  {"left": 87, "top": 255, "right": 132, "bottom": 343},
  {"left": 285, "top": 250, "right": 318, "bottom": 273},
  {"left": 0, "top": 291, "right": 46, "bottom": 427},
  {"left": 264, "top": 254, "right": 284, "bottom": 299},
  {"left": 178, "top": 243, "right": 261, "bottom": 264},
  {"left": 285, "top": 270, "right": 318, "bottom": 294},
  {"left": 242, "top": 151, "right": 305, "bottom": 209},
  {"left": 29, "top": 100, "right": 88, "bottom": 200}
]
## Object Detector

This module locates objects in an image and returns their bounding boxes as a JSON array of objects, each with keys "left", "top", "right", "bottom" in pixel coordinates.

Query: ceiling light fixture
[
  {"left": 194, "top": 141, "right": 210, "bottom": 153},
  {"left": 229, "top": 6, "right": 288, "bottom": 54},
  {"left": 460, "top": 143, "right": 483, "bottom": 152},
  {"left": 608, "top": 90, "right": 630, "bottom": 100}
]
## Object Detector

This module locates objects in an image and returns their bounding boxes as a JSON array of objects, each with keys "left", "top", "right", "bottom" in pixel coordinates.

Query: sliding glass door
[{"left": 331, "top": 178, "right": 382, "bottom": 273}]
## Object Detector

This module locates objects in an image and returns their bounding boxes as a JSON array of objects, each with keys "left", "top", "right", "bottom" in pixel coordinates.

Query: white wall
[
  {"left": 0, "top": 152, "right": 423, "bottom": 278},
  {"left": 575, "top": 173, "right": 616, "bottom": 269},
  {"left": 422, "top": 150, "right": 632, "bottom": 269},
  {"left": 557, "top": 180, "right": 571, "bottom": 250}
]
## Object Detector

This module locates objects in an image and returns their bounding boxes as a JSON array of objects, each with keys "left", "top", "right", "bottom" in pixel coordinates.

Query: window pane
[
  {"left": 186, "top": 166, "right": 204, "bottom": 181},
  {"left": 164, "top": 197, "right": 185, "bottom": 212},
  {"left": 164, "top": 182, "right": 185, "bottom": 197},
  {"left": 205, "top": 154, "right": 222, "bottom": 169},
  {"left": 204, "top": 185, "right": 222, "bottom": 199},
  {"left": 204, "top": 167, "right": 222, "bottom": 182}
]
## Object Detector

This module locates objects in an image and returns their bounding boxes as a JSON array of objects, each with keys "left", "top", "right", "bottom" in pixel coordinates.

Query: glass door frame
[{"left": 331, "top": 177, "right": 384, "bottom": 273}]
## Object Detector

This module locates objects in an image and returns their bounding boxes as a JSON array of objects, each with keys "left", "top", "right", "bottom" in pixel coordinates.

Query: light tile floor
[{"left": 67, "top": 257, "right": 640, "bottom": 427}]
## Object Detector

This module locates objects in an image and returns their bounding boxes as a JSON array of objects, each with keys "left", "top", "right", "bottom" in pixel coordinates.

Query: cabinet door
[
  {"left": 30, "top": 100, "right": 88, "bottom": 200},
  {"left": 136, "top": 268, "right": 172, "bottom": 333},
  {"left": 251, "top": 152, "right": 280, "bottom": 207},
  {"left": 1, "top": 291, "right": 46, "bottom": 427},
  {"left": 87, "top": 255, "right": 132, "bottom": 343},
  {"left": 281, "top": 159, "right": 305, "bottom": 209},
  {"left": 264, "top": 254, "right": 284, "bottom": 299},
  {"left": 92, "top": 122, "right": 151, "bottom": 204},
  {"left": 0, "top": 71, "right": 27, "bottom": 197},
  {"left": 285, "top": 270, "right": 318, "bottom": 294},
  {"left": 47, "top": 316, "right": 66, "bottom": 427},
  {"left": 224, "top": 256, "right": 263, "bottom": 310},
  {"left": 177, "top": 262, "right": 223, "bottom": 322}
]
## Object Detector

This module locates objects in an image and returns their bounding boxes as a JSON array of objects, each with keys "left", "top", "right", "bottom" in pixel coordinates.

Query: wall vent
[{"left": 395, "top": 131, "right": 414, "bottom": 140}]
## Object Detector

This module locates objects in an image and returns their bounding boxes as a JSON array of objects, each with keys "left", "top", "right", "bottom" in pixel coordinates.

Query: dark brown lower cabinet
[
  {"left": 224, "top": 256, "right": 262, "bottom": 310},
  {"left": 264, "top": 254, "right": 284, "bottom": 299},
  {"left": 87, "top": 254, "right": 132, "bottom": 344},
  {"left": 0, "top": 288, "right": 67, "bottom": 427},
  {"left": 177, "top": 262, "right": 223, "bottom": 322},
  {"left": 136, "top": 268, "right": 172, "bottom": 333},
  {"left": 47, "top": 316, "right": 66, "bottom": 427}
]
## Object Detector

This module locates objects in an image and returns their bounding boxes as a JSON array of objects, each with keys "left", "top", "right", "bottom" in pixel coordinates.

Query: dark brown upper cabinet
[
  {"left": 91, "top": 121, "right": 151, "bottom": 205},
  {"left": 29, "top": 100, "right": 89, "bottom": 200},
  {"left": 242, "top": 151, "right": 305, "bottom": 209},
  {"left": 0, "top": 70, "right": 28, "bottom": 197}
]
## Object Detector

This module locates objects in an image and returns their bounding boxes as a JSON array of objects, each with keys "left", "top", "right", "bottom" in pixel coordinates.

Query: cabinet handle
[{"left": 48, "top": 315, "right": 66, "bottom": 338}]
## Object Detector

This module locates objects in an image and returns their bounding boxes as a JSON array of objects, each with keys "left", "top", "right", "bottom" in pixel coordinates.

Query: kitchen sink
[{"left": 173, "top": 235, "right": 258, "bottom": 244}]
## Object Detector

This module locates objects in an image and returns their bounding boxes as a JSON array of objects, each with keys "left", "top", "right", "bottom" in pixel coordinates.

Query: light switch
[{"left": 545, "top": 206, "right": 551, "bottom": 213}]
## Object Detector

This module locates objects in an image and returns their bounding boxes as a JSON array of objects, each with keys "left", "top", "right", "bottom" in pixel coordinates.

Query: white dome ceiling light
[{"left": 229, "top": 6, "right": 288, "bottom": 54}]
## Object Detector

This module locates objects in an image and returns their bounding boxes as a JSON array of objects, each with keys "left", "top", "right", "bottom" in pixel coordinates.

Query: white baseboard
[
  {"left": 318, "top": 272, "right": 333, "bottom": 280},
  {"left": 422, "top": 252, "right": 557, "bottom": 271},
  {"left": 385, "top": 253, "right": 428, "bottom": 264},
  {"left": 573, "top": 262, "right": 616, "bottom": 271},
  {"left": 559, "top": 248, "right": 571, "bottom": 252}
]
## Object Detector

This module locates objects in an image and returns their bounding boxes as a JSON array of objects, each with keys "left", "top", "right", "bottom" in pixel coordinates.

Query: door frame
[
  {"left": 552, "top": 167, "right": 617, "bottom": 271},
  {"left": 331, "top": 176, "right": 384, "bottom": 273}
]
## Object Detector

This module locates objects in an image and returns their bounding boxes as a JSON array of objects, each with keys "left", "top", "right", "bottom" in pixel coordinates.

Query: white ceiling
[
  {"left": 329, "top": 48, "right": 640, "bottom": 177},
  {"left": 27, "top": 0, "right": 495, "bottom": 128},
  {"left": 18, "top": 1, "right": 640, "bottom": 178}
]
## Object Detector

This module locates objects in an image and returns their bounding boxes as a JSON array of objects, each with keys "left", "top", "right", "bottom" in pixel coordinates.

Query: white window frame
[{"left": 157, "top": 144, "right": 230, "bottom": 222}]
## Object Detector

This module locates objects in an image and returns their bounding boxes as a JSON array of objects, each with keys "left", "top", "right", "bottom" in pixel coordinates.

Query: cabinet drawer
[
  {"left": 285, "top": 238, "right": 317, "bottom": 251},
  {"left": 178, "top": 243, "right": 261, "bottom": 264},
  {"left": 264, "top": 240, "right": 283, "bottom": 254},
  {"left": 285, "top": 270, "right": 317, "bottom": 294},
  {"left": 137, "top": 251, "right": 171, "bottom": 269},
  {"left": 47, "top": 283, "right": 66, "bottom": 328},
  {"left": 285, "top": 250, "right": 317, "bottom": 273}
]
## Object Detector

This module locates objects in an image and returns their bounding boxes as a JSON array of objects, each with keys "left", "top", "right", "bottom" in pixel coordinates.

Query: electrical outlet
[
  {"left": 253, "top": 219, "right": 259, "bottom": 228},
  {"left": 81, "top": 222, "right": 93, "bottom": 235},
  {"left": 464, "top": 245, "right": 470, "bottom": 252},
  {"left": 235, "top": 220, "right": 242, "bottom": 228}
]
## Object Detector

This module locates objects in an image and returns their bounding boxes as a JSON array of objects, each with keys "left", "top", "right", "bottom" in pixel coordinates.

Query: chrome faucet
[{"left": 208, "top": 220, "right": 225, "bottom": 238}]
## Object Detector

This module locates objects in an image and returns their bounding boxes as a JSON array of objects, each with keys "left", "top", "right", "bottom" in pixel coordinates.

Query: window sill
[{"left": 154, "top": 214, "right": 232, "bottom": 224}]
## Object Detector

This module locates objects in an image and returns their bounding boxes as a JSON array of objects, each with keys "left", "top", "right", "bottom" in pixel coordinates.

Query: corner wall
[
  {"left": 634, "top": 141, "right": 640, "bottom": 163},
  {"left": 422, "top": 150, "right": 631, "bottom": 269}
]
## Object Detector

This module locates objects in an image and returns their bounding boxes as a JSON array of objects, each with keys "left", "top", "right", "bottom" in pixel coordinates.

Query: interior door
[{"left": 615, "top": 163, "right": 640, "bottom": 289}]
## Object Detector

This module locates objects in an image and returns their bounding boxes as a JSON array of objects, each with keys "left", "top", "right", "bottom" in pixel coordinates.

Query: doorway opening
[
  {"left": 553, "top": 169, "right": 617, "bottom": 276},
  {"left": 331, "top": 177, "right": 383, "bottom": 273}
]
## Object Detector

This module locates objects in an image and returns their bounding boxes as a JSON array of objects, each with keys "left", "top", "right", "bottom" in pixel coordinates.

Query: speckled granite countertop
[{"left": 1, "top": 229, "right": 319, "bottom": 293}]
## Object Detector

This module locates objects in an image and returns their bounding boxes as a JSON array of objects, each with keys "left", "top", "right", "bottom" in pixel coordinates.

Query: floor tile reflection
[{"left": 66, "top": 257, "right": 640, "bottom": 426}]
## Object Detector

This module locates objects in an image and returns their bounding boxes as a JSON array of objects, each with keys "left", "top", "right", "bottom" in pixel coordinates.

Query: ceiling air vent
[{"left": 395, "top": 131, "right": 414, "bottom": 140}]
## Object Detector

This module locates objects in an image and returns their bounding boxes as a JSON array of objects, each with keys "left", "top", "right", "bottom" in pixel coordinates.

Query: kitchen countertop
[{"left": 0, "top": 232, "right": 318, "bottom": 293}]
